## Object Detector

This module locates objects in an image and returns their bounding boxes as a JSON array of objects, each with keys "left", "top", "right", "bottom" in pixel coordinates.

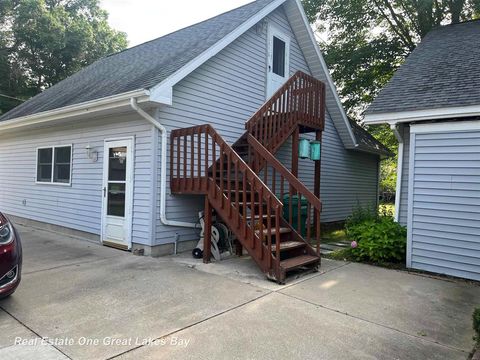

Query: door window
[
  {"left": 272, "top": 36, "right": 286, "bottom": 77},
  {"left": 107, "top": 147, "right": 127, "bottom": 217}
]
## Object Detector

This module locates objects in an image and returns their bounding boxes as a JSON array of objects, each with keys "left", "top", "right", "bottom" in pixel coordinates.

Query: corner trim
[{"left": 406, "top": 130, "right": 416, "bottom": 268}]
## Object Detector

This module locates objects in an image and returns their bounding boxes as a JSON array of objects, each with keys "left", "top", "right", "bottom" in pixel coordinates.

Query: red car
[{"left": 0, "top": 213, "right": 22, "bottom": 298}]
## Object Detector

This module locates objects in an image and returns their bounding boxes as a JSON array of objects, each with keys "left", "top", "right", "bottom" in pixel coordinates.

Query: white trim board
[
  {"left": 393, "top": 141, "right": 403, "bottom": 222},
  {"left": 410, "top": 119, "right": 480, "bottom": 133},
  {"left": 406, "top": 130, "right": 416, "bottom": 268},
  {"left": 364, "top": 104, "right": 480, "bottom": 125},
  {"left": 0, "top": 90, "right": 150, "bottom": 131}
]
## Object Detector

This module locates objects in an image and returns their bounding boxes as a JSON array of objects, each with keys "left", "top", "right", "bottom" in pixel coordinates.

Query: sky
[{"left": 100, "top": 0, "right": 255, "bottom": 48}]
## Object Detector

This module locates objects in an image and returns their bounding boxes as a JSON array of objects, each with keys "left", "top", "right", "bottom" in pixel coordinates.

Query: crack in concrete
[
  {"left": 22, "top": 255, "right": 124, "bottom": 276},
  {"left": 107, "top": 291, "right": 273, "bottom": 359},
  {"left": 276, "top": 291, "right": 468, "bottom": 354},
  {"left": 0, "top": 307, "right": 73, "bottom": 360}
]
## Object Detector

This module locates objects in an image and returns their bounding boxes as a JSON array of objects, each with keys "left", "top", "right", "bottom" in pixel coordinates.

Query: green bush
[
  {"left": 346, "top": 214, "right": 407, "bottom": 264},
  {"left": 474, "top": 308, "right": 480, "bottom": 342},
  {"left": 346, "top": 203, "right": 378, "bottom": 228}
]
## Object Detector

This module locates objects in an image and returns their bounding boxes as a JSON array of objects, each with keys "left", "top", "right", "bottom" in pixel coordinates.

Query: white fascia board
[
  {"left": 0, "top": 89, "right": 150, "bottom": 131},
  {"left": 364, "top": 104, "right": 480, "bottom": 125},
  {"left": 149, "top": 0, "right": 287, "bottom": 104},
  {"left": 288, "top": 0, "right": 357, "bottom": 148},
  {"left": 410, "top": 119, "right": 480, "bottom": 133}
]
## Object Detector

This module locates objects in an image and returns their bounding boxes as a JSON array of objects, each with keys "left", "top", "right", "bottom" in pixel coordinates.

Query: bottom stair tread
[
  {"left": 270, "top": 241, "right": 305, "bottom": 251},
  {"left": 280, "top": 254, "right": 319, "bottom": 270}
]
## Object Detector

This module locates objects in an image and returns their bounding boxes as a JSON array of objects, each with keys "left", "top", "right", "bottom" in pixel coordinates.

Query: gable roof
[
  {"left": 0, "top": 0, "right": 277, "bottom": 122},
  {"left": 0, "top": 0, "right": 386, "bottom": 156},
  {"left": 365, "top": 20, "right": 480, "bottom": 122}
]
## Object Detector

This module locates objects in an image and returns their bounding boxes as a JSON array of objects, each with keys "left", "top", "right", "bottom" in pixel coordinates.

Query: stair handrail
[
  {"left": 247, "top": 133, "right": 322, "bottom": 255},
  {"left": 245, "top": 71, "right": 325, "bottom": 151},
  {"left": 247, "top": 134, "right": 322, "bottom": 212},
  {"left": 170, "top": 124, "right": 285, "bottom": 278}
]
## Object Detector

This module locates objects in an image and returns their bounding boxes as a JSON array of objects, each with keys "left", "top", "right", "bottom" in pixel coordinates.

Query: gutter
[
  {"left": 130, "top": 98, "right": 197, "bottom": 232},
  {"left": 0, "top": 89, "right": 150, "bottom": 131},
  {"left": 391, "top": 123, "right": 404, "bottom": 222}
]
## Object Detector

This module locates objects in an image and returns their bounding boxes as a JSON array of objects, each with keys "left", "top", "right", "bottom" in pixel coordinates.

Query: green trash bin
[{"left": 282, "top": 195, "right": 308, "bottom": 236}]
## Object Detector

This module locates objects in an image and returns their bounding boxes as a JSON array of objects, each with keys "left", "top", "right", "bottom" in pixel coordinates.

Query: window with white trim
[{"left": 36, "top": 145, "right": 72, "bottom": 184}]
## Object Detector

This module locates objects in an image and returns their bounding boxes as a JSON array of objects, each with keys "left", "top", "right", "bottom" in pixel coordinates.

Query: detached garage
[
  {"left": 364, "top": 19, "right": 480, "bottom": 281},
  {"left": 408, "top": 121, "right": 480, "bottom": 280}
]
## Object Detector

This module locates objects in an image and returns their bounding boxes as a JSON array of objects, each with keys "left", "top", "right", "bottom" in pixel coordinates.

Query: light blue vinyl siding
[
  {"left": 154, "top": 6, "right": 380, "bottom": 245},
  {"left": 408, "top": 126, "right": 480, "bottom": 281},
  {"left": 0, "top": 115, "right": 154, "bottom": 245}
]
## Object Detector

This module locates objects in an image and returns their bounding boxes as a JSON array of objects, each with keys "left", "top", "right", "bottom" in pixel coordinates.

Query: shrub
[
  {"left": 474, "top": 308, "right": 480, "bottom": 342},
  {"left": 346, "top": 203, "right": 378, "bottom": 228},
  {"left": 346, "top": 214, "right": 407, "bottom": 264}
]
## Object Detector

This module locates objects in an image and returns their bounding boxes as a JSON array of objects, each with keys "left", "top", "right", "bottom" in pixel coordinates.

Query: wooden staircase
[{"left": 170, "top": 71, "right": 326, "bottom": 284}]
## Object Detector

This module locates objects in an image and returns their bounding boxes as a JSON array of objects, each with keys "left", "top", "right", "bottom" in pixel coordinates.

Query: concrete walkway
[{"left": 0, "top": 224, "right": 479, "bottom": 360}]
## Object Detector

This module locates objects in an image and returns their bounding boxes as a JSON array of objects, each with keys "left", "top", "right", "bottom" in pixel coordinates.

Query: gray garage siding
[
  {"left": 0, "top": 115, "right": 154, "bottom": 245},
  {"left": 408, "top": 125, "right": 480, "bottom": 281}
]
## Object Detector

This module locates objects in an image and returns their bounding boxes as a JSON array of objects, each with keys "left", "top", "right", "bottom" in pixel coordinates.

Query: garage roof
[{"left": 365, "top": 20, "right": 480, "bottom": 116}]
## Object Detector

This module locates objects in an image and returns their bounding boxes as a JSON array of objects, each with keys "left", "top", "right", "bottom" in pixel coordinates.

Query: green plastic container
[
  {"left": 309, "top": 140, "right": 321, "bottom": 161},
  {"left": 282, "top": 195, "right": 308, "bottom": 236},
  {"left": 298, "top": 138, "right": 310, "bottom": 159}
]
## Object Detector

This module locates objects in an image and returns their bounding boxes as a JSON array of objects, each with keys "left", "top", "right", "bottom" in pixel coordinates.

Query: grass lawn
[{"left": 322, "top": 228, "right": 348, "bottom": 243}]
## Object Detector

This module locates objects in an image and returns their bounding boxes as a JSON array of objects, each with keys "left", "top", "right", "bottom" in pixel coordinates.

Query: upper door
[
  {"left": 266, "top": 24, "right": 290, "bottom": 99},
  {"left": 101, "top": 138, "right": 134, "bottom": 250}
]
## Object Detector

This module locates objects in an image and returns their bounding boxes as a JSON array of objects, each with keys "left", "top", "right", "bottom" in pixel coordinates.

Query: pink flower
[{"left": 351, "top": 241, "right": 358, "bottom": 249}]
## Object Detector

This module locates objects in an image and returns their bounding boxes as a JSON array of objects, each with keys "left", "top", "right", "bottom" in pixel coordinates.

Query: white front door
[
  {"left": 101, "top": 138, "right": 134, "bottom": 250},
  {"left": 266, "top": 25, "right": 290, "bottom": 99}
]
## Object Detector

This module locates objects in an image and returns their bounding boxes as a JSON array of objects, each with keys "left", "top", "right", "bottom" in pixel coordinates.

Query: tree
[
  {"left": 302, "top": 0, "right": 480, "bottom": 117},
  {"left": 0, "top": 0, "right": 127, "bottom": 114},
  {"left": 302, "top": 0, "right": 480, "bottom": 200}
]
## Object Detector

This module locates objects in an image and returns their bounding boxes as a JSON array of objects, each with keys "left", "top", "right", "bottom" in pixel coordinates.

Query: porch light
[
  {"left": 299, "top": 138, "right": 310, "bottom": 159},
  {"left": 309, "top": 141, "right": 321, "bottom": 161},
  {"left": 85, "top": 145, "right": 98, "bottom": 162}
]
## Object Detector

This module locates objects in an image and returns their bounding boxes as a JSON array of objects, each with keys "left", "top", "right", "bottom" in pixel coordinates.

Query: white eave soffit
[{"left": 364, "top": 104, "right": 480, "bottom": 125}]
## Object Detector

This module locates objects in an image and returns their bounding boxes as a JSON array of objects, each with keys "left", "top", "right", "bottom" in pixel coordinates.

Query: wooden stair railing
[
  {"left": 247, "top": 134, "right": 322, "bottom": 258},
  {"left": 171, "top": 124, "right": 287, "bottom": 281},
  {"left": 245, "top": 71, "right": 326, "bottom": 154},
  {"left": 170, "top": 71, "right": 326, "bottom": 283}
]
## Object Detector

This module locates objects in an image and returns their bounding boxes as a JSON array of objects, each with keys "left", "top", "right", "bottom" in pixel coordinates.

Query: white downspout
[
  {"left": 130, "top": 98, "right": 197, "bottom": 230},
  {"left": 391, "top": 123, "right": 404, "bottom": 222}
]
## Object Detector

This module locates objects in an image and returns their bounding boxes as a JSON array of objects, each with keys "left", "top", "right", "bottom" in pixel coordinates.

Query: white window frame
[{"left": 35, "top": 144, "right": 73, "bottom": 186}]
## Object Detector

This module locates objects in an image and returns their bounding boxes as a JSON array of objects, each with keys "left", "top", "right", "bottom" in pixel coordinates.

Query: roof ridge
[{"left": 429, "top": 17, "right": 480, "bottom": 32}]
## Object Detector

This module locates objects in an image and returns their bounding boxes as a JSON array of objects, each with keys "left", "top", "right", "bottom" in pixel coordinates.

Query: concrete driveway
[{"left": 1, "top": 224, "right": 479, "bottom": 360}]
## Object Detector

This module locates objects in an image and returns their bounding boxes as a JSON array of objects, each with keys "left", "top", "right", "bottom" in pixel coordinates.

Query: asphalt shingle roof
[
  {"left": 349, "top": 120, "right": 393, "bottom": 157},
  {"left": 366, "top": 20, "right": 480, "bottom": 115},
  {"left": 0, "top": 0, "right": 277, "bottom": 121}
]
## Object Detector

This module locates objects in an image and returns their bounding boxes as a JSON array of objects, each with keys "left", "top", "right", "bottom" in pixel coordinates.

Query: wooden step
[
  {"left": 246, "top": 214, "right": 275, "bottom": 220},
  {"left": 255, "top": 227, "right": 290, "bottom": 236},
  {"left": 280, "top": 255, "right": 319, "bottom": 271},
  {"left": 270, "top": 241, "right": 305, "bottom": 252}
]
